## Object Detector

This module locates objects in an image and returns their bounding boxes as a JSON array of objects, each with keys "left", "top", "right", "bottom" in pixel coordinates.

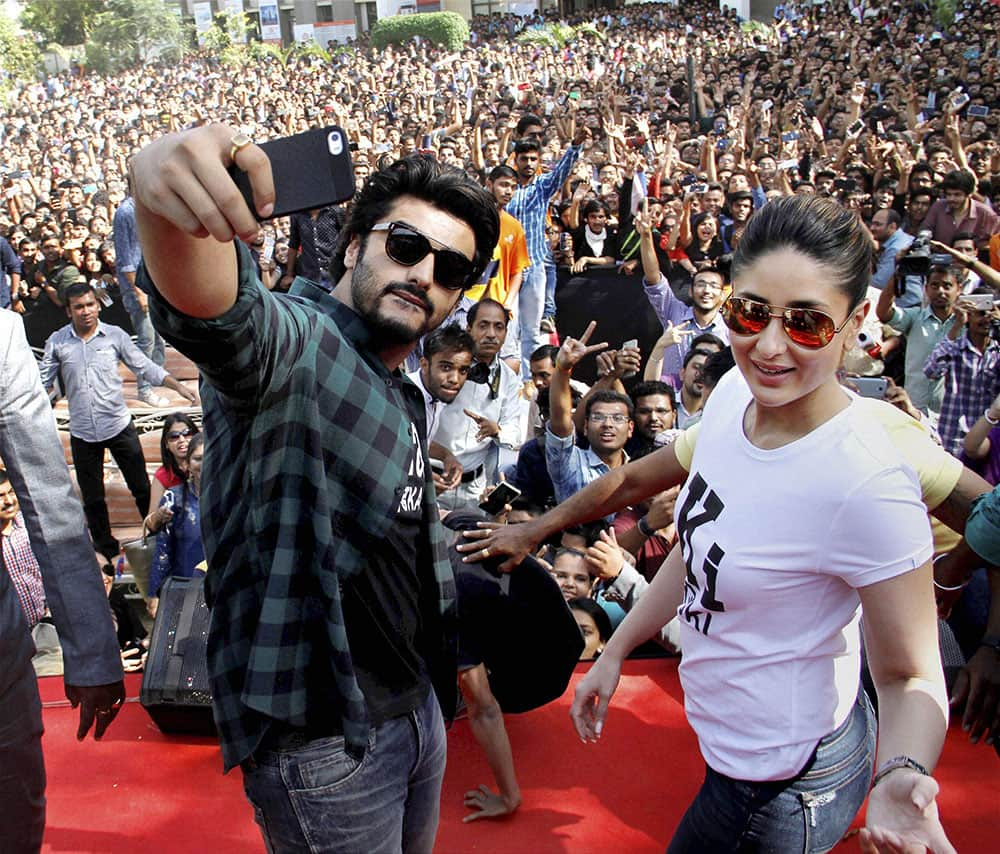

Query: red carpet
[{"left": 39, "top": 659, "right": 997, "bottom": 853}]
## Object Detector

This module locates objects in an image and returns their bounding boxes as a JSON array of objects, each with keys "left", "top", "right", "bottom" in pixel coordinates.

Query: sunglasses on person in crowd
[
  {"left": 370, "top": 221, "right": 476, "bottom": 290},
  {"left": 721, "top": 296, "right": 853, "bottom": 349},
  {"left": 166, "top": 428, "right": 195, "bottom": 441}
]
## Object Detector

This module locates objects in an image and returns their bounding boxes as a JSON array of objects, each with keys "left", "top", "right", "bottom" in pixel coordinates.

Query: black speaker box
[{"left": 140, "top": 575, "right": 216, "bottom": 736}]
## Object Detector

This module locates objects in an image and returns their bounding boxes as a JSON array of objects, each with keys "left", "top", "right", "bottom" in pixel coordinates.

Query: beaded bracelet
[{"left": 871, "top": 755, "right": 930, "bottom": 789}]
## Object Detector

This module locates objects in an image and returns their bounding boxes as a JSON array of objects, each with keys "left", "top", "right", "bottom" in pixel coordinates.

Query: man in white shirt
[
  {"left": 434, "top": 299, "right": 525, "bottom": 511},
  {"left": 406, "top": 324, "right": 475, "bottom": 492}
]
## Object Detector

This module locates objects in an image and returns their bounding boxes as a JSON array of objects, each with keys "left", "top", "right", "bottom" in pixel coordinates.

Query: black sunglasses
[
  {"left": 166, "top": 428, "right": 195, "bottom": 441},
  {"left": 370, "top": 221, "right": 477, "bottom": 290}
]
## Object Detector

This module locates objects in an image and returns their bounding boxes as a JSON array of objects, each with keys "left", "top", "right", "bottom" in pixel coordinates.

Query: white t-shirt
[{"left": 675, "top": 369, "right": 932, "bottom": 781}]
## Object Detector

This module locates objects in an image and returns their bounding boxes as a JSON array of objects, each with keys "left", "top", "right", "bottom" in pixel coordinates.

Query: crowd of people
[{"left": 2, "top": 0, "right": 1000, "bottom": 850}]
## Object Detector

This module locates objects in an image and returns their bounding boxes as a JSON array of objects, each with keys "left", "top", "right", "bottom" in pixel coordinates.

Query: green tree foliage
[
  {"left": 0, "top": 11, "right": 42, "bottom": 100},
  {"left": 20, "top": 0, "right": 105, "bottom": 46},
  {"left": 86, "top": 0, "right": 186, "bottom": 74},
  {"left": 370, "top": 12, "right": 469, "bottom": 51},
  {"left": 515, "top": 21, "right": 605, "bottom": 50}
]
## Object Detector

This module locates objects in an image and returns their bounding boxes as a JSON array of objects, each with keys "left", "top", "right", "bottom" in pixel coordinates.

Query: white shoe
[{"left": 138, "top": 389, "right": 169, "bottom": 408}]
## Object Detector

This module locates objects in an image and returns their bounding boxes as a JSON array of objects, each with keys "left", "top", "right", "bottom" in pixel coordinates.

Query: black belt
[{"left": 460, "top": 465, "right": 485, "bottom": 484}]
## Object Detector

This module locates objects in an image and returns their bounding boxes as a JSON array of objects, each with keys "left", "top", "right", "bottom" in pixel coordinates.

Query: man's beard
[{"left": 350, "top": 251, "right": 438, "bottom": 347}]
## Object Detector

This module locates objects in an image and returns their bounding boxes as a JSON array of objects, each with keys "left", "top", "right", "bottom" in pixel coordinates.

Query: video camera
[{"left": 896, "top": 230, "right": 953, "bottom": 293}]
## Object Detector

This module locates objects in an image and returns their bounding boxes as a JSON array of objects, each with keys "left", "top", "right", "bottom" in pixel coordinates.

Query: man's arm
[
  {"left": 875, "top": 273, "right": 900, "bottom": 323},
  {"left": 0, "top": 313, "right": 124, "bottom": 738},
  {"left": 460, "top": 440, "right": 690, "bottom": 573},
  {"left": 131, "top": 123, "right": 276, "bottom": 319}
]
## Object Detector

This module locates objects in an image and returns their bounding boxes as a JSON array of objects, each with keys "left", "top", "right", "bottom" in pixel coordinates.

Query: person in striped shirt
[{"left": 507, "top": 123, "right": 591, "bottom": 376}]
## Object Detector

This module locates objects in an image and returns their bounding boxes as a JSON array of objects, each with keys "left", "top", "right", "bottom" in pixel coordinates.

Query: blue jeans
[
  {"left": 518, "top": 264, "right": 547, "bottom": 377},
  {"left": 126, "top": 303, "right": 165, "bottom": 395},
  {"left": 668, "top": 689, "right": 876, "bottom": 853},
  {"left": 241, "top": 688, "right": 446, "bottom": 853},
  {"left": 543, "top": 256, "right": 557, "bottom": 320}
]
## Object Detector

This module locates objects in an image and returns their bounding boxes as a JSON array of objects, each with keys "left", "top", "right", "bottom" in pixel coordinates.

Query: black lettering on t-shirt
[{"left": 676, "top": 472, "right": 727, "bottom": 635}]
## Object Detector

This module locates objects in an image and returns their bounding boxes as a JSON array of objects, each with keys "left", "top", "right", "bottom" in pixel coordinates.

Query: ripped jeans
[{"left": 668, "top": 689, "right": 876, "bottom": 853}]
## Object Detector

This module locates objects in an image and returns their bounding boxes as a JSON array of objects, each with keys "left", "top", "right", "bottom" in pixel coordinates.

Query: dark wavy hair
[
  {"left": 328, "top": 155, "right": 499, "bottom": 286},
  {"left": 159, "top": 412, "right": 200, "bottom": 480},
  {"left": 733, "top": 195, "right": 872, "bottom": 309}
]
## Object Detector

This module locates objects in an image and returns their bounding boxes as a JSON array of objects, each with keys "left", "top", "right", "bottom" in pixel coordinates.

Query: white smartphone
[{"left": 622, "top": 339, "right": 639, "bottom": 350}]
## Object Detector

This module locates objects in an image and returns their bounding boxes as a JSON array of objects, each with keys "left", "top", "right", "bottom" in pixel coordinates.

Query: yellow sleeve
[
  {"left": 672, "top": 422, "right": 700, "bottom": 472},
  {"left": 866, "top": 399, "right": 962, "bottom": 510}
]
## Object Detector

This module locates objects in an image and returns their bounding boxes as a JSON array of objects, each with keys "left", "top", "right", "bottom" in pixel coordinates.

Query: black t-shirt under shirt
[{"left": 340, "top": 420, "right": 431, "bottom": 725}]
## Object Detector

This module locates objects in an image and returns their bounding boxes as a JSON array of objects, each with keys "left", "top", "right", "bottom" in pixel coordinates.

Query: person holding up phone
[{"left": 130, "top": 124, "right": 499, "bottom": 853}]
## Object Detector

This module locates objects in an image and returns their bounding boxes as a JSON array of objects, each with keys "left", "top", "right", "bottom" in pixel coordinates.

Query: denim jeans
[
  {"left": 241, "top": 688, "right": 446, "bottom": 854},
  {"left": 543, "top": 257, "right": 557, "bottom": 320},
  {"left": 126, "top": 303, "right": 165, "bottom": 395},
  {"left": 518, "top": 264, "right": 547, "bottom": 377},
  {"left": 668, "top": 689, "right": 876, "bottom": 854},
  {"left": 0, "top": 661, "right": 46, "bottom": 854}
]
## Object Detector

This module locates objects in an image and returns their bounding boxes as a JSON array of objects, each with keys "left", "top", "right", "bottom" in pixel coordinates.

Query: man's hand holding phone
[{"left": 131, "top": 123, "right": 275, "bottom": 245}]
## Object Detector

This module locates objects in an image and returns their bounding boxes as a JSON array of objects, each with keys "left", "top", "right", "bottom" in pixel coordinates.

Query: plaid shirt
[
  {"left": 144, "top": 242, "right": 457, "bottom": 772},
  {"left": 924, "top": 333, "right": 1000, "bottom": 457},
  {"left": 507, "top": 143, "right": 581, "bottom": 266},
  {"left": 1, "top": 513, "right": 46, "bottom": 628}
]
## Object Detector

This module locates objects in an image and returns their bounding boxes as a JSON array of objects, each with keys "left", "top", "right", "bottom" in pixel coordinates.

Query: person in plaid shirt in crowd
[
  {"left": 132, "top": 125, "right": 498, "bottom": 853},
  {"left": 925, "top": 289, "right": 1000, "bottom": 457},
  {"left": 0, "top": 471, "right": 46, "bottom": 628}
]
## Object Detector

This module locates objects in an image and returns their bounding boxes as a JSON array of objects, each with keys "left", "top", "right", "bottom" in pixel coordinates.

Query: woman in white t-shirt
[{"left": 556, "top": 196, "right": 952, "bottom": 852}]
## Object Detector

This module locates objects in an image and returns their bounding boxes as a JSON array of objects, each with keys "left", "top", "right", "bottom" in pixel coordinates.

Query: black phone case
[
  {"left": 479, "top": 484, "right": 520, "bottom": 516},
  {"left": 230, "top": 125, "right": 355, "bottom": 220}
]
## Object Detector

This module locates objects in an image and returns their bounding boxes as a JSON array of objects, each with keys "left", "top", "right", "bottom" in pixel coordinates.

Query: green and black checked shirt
[{"left": 143, "top": 242, "right": 457, "bottom": 772}]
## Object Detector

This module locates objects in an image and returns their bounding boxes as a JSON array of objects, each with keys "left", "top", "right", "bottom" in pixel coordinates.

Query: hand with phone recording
[{"left": 131, "top": 123, "right": 274, "bottom": 245}]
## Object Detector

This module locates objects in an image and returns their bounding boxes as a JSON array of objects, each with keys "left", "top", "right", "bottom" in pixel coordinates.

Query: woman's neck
[{"left": 743, "top": 377, "right": 850, "bottom": 450}]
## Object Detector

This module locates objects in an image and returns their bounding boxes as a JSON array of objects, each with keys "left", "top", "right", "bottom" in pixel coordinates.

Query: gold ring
[
  {"left": 482, "top": 548, "right": 490, "bottom": 559},
  {"left": 229, "top": 132, "right": 253, "bottom": 163}
]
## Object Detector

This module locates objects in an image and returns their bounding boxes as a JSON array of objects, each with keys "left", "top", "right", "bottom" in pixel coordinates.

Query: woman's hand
[
  {"left": 860, "top": 771, "right": 956, "bottom": 854},
  {"left": 145, "top": 505, "right": 174, "bottom": 533},
  {"left": 570, "top": 653, "right": 623, "bottom": 742}
]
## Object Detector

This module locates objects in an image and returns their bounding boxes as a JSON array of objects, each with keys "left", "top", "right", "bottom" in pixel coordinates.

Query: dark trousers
[
  {"left": 71, "top": 422, "right": 150, "bottom": 561},
  {"left": 0, "top": 661, "right": 46, "bottom": 853}
]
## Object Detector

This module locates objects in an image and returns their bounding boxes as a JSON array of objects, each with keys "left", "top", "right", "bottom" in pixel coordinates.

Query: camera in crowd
[{"left": 897, "top": 230, "right": 953, "bottom": 280}]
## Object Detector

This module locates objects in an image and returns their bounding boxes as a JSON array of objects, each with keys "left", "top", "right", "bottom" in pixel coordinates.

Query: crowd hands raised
[{"left": 4, "top": 0, "right": 1000, "bottom": 846}]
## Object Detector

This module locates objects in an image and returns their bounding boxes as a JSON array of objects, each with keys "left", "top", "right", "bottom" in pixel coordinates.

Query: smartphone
[
  {"left": 691, "top": 183, "right": 709, "bottom": 194},
  {"left": 850, "top": 377, "right": 888, "bottom": 399},
  {"left": 781, "top": 131, "right": 800, "bottom": 143},
  {"left": 420, "top": 133, "right": 433, "bottom": 149},
  {"left": 777, "top": 158, "right": 799, "bottom": 170},
  {"left": 716, "top": 138, "right": 729, "bottom": 151},
  {"left": 796, "top": 87, "right": 812, "bottom": 98},
  {"left": 847, "top": 119, "right": 866, "bottom": 137},
  {"left": 230, "top": 126, "right": 355, "bottom": 221},
  {"left": 429, "top": 458, "right": 445, "bottom": 473},
  {"left": 622, "top": 338, "right": 638, "bottom": 350},
  {"left": 761, "top": 99, "right": 774, "bottom": 112},
  {"left": 478, "top": 481, "right": 521, "bottom": 516},
  {"left": 967, "top": 104, "right": 989, "bottom": 118},
  {"left": 951, "top": 92, "right": 971, "bottom": 111},
  {"left": 965, "top": 293, "right": 995, "bottom": 311},
  {"left": 261, "top": 233, "right": 275, "bottom": 262},
  {"left": 834, "top": 178, "right": 857, "bottom": 192}
]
